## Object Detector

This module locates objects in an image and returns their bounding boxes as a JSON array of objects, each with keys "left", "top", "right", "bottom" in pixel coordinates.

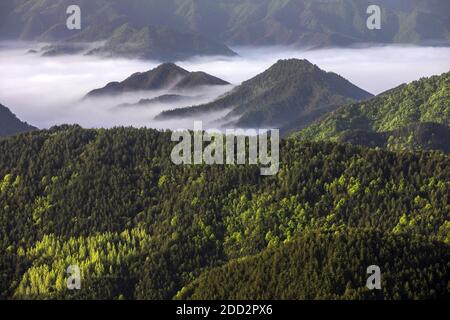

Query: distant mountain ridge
[
  {"left": 86, "top": 63, "right": 230, "bottom": 98},
  {"left": 117, "top": 95, "right": 197, "bottom": 109},
  {"left": 156, "top": 59, "right": 373, "bottom": 134},
  {"left": 0, "top": 103, "right": 36, "bottom": 137},
  {"left": 1, "top": 0, "right": 449, "bottom": 48},
  {"left": 85, "top": 24, "right": 237, "bottom": 61},
  {"left": 293, "top": 71, "right": 450, "bottom": 152},
  {"left": 30, "top": 24, "right": 237, "bottom": 60}
]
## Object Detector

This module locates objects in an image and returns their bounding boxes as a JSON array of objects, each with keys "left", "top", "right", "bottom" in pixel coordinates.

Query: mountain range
[
  {"left": 86, "top": 63, "right": 230, "bottom": 98},
  {"left": 293, "top": 71, "right": 450, "bottom": 152},
  {"left": 1, "top": 0, "right": 449, "bottom": 303},
  {"left": 3, "top": 59, "right": 448, "bottom": 155},
  {"left": 156, "top": 59, "right": 373, "bottom": 134},
  {"left": 0, "top": 103, "right": 36, "bottom": 137},
  {"left": 1, "top": 0, "right": 449, "bottom": 49}
]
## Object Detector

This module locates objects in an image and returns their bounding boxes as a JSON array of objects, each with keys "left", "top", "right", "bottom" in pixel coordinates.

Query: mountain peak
[
  {"left": 244, "top": 58, "right": 325, "bottom": 87},
  {"left": 86, "top": 63, "right": 229, "bottom": 98},
  {"left": 274, "top": 58, "right": 315, "bottom": 67},
  {"left": 270, "top": 59, "right": 319, "bottom": 72},
  {"left": 126, "top": 63, "right": 190, "bottom": 84},
  {"left": 152, "top": 62, "right": 189, "bottom": 73},
  {"left": 156, "top": 60, "right": 373, "bottom": 134}
]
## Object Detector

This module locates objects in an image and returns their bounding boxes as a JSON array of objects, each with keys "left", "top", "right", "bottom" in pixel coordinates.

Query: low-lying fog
[{"left": 0, "top": 42, "right": 449, "bottom": 130}]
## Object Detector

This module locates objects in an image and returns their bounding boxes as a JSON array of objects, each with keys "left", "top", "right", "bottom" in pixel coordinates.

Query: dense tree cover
[
  {"left": 335, "top": 123, "right": 450, "bottom": 153},
  {"left": 294, "top": 71, "right": 450, "bottom": 152},
  {"left": 177, "top": 230, "right": 450, "bottom": 300},
  {"left": 13, "top": 228, "right": 148, "bottom": 299},
  {"left": 0, "top": 125, "right": 448, "bottom": 299}
]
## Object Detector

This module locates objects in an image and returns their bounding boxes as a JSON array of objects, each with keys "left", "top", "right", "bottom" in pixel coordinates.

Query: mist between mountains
[{"left": 171, "top": 121, "right": 280, "bottom": 176}]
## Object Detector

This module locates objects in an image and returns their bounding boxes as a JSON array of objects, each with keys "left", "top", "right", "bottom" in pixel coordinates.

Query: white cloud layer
[{"left": 0, "top": 42, "right": 449, "bottom": 129}]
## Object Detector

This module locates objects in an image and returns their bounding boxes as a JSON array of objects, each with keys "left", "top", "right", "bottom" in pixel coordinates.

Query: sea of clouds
[{"left": 0, "top": 42, "right": 449, "bottom": 130}]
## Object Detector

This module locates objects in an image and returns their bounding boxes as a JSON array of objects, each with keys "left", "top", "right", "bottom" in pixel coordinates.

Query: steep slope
[
  {"left": 157, "top": 59, "right": 372, "bottom": 134},
  {"left": 293, "top": 71, "right": 450, "bottom": 152},
  {"left": 1, "top": 0, "right": 449, "bottom": 47},
  {"left": 86, "top": 63, "right": 230, "bottom": 98},
  {"left": 0, "top": 103, "right": 36, "bottom": 137}
]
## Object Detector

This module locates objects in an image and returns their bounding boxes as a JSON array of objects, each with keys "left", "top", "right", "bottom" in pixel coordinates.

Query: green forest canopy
[{"left": 0, "top": 126, "right": 448, "bottom": 299}]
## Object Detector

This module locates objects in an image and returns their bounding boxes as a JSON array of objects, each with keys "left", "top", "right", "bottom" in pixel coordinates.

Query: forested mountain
[
  {"left": 293, "top": 71, "right": 450, "bottom": 152},
  {"left": 1, "top": 0, "right": 448, "bottom": 302},
  {"left": 0, "top": 103, "right": 36, "bottom": 137},
  {"left": 1, "top": 0, "right": 449, "bottom": 48},
  {"left": 178, "top": 230, "right": 449, "bottom": 300},
  {"left": 85, "top": 24, "right": 237, "bottom": 61},
  {"left": 0, "top": 126, "right": 448, "bottom": 299},
  {"left": 86, "top": 63, "right": 230, "bottom": 98},
  {"left": 156, "top": 59, "right": 372, "bottom": 134}
]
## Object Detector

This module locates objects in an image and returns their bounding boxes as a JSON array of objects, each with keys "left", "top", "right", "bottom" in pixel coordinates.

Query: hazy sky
[{"left": 0, "top": 43, "right": 449, "bottom": 129}]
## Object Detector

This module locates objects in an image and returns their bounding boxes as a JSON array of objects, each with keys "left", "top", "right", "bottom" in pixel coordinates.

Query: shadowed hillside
[
  {"left": 157, "top": 59, "right": 372, "bottom": 134},
  {"left": 293, "top": 71, "right": 450, "bottom": 152},
  {"left": 0, "top": 103, "right": 36, "bottom": 137}
]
